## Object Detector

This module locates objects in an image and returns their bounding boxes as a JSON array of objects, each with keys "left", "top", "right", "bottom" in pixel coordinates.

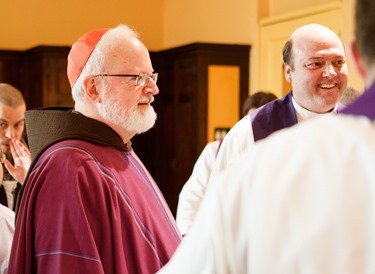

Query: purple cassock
[{"left": 8, "top": 108, "right": 181, "bottom": 274}]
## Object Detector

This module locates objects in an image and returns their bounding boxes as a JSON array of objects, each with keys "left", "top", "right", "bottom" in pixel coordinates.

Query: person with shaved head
[
  {"left": 159, "top": 1, "right": 375, "bottom": 272},
  {"left": 0, "top": 83, "right": 31, "bottom": 211},
  {"left": 210, "top": 24, "right": 348, "bottom": 182}
]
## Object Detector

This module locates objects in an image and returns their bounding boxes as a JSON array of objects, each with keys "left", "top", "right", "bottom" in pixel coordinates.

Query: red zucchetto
[{"left": 67, "top": 28, "right": 109, "bottom": 88}]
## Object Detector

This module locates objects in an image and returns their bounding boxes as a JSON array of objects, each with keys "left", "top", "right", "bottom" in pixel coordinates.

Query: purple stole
[
  {"left": 250, "top": 92, "right": 298, "bottom": 142},
  {"left": 340, "top": 83, "right": 375, "bottom": 120}
]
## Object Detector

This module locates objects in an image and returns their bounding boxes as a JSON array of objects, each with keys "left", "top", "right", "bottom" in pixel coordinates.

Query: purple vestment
[
  {"left": 9, "top": 109, "right": 181, "bottom": 274},
  {"left": 250, "top": 92, "right": 297, "bottom": 141},
  {"left": 340, "top": 83, "right": 375, "bottom": 120}
]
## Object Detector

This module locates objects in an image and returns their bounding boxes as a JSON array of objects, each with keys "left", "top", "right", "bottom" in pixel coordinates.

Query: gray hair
[{"left": 72, "top": 24, "right": 139, "bottom": 102}]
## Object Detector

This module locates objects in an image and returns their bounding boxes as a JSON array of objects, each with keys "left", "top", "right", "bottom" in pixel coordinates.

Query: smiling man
[
  {"left": 209, "top": 24, "right": 349, "bottom": 182},
  {"left": 158, "top": 2, "right": 375, "bottom": 270},
  {"left": 283, "top": 24, "right": 348, "bottom": 114}
]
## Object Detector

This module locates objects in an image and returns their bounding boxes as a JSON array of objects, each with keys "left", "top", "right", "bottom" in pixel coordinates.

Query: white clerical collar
[{"left": 292, "top": 96, "right": 337, "bottom": 123}]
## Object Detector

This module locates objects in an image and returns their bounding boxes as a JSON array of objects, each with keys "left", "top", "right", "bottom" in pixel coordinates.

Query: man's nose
[
  {"left": 322, "top": 64, "right": 337, "bottom": 78},
  {"left": 5, "top": 127, "right": 15, "bottom": 139},
  {"left": 144, "top": 79, "right": 159, "bottom": 95}
]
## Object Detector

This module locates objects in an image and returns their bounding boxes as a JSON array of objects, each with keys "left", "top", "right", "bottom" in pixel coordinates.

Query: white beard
[{"left": 98, "top": 95, "right": 157, "bottom": 135}]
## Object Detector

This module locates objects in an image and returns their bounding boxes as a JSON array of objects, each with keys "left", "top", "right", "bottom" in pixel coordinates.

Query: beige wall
[
  {"left": 270, "top": 0, "right": 334, "bottom": 16},
  {"left": 0, "top": 0, "right": 361, "bottom": 93},
  {"left": 1, "top": 0, "right": 164, "bottom": 50},
  {"left": 162, "top": 0, "right": 256, "bottom": 48}
]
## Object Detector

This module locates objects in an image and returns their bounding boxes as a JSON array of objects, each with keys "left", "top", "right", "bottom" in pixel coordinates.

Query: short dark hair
[
  {"left": 355, "top": 0, "right": 375, "bottom": 66},
  {"left": 242, "top": 91, "right": 278, "bottom": 116},
  {"left": 282, "top": 39, "right": 293, "bottom": 69}
]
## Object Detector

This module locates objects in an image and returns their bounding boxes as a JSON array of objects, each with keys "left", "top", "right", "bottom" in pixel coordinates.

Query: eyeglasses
[{"left": 93, "top": 72, "right": 158, "bottom": 87}]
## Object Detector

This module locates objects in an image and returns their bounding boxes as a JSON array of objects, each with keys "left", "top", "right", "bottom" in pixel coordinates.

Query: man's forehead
[
  {"left": 292, "top": 42, "right": 345, "bottom": 60},
  {"left": 0, "top": 117, "right": 25, "bottom": 124},
  {"left": 0, "top": 104, "right": 26, "bottom": 122},
  {"left": 105, "top": 43, "right": 150, "bottom": 72}
]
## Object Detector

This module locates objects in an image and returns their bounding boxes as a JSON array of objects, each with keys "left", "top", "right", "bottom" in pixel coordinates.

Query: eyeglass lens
[{"left": 137, "top": 73, "right": 158, "bottom": 87}]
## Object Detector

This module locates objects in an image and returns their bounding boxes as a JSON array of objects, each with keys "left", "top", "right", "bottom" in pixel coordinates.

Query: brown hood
[{"left": 25, "top": 107, "right": 131, "bottom": 162}]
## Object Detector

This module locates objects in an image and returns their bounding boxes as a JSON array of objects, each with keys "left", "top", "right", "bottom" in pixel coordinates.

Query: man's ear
[
  {"left": 83, "top": 76, "right": 101, "bottom": 103},
  {"left": 349, "top": 40, "right": 366, "bottom": 79},
  {"left": 284, "top": 63, "right": 292, "bottom": 83}
]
